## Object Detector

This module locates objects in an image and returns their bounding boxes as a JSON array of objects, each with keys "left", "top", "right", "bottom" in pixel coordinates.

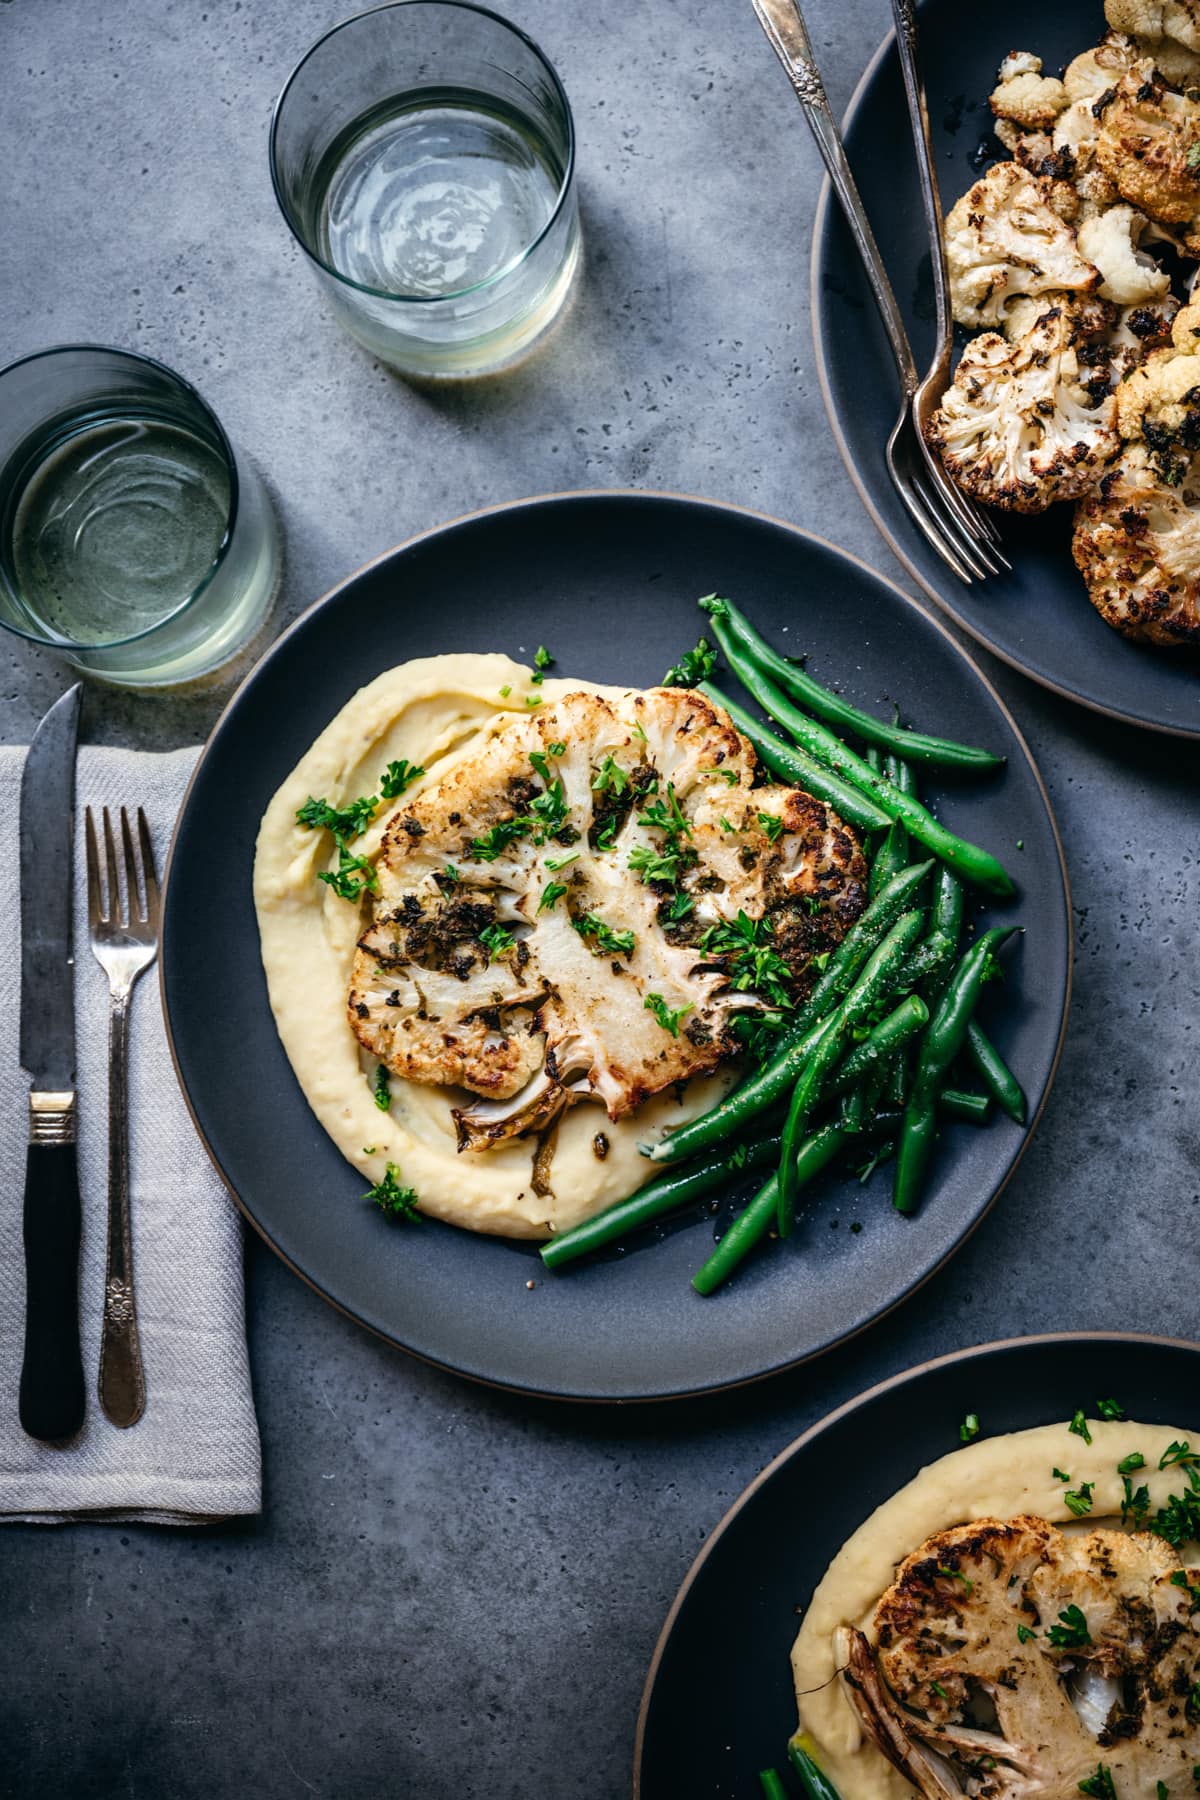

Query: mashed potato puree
[
  {"left": 792, "top": 1419, "right": 1196, "bottom": 1798},
  {"left": 253, "top": 653, "right": 733, "bottom": 1239}
]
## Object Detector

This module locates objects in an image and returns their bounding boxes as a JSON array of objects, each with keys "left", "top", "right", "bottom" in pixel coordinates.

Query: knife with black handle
[{"left": 17, "top": 684, "right": 86, "bottom": 1443}]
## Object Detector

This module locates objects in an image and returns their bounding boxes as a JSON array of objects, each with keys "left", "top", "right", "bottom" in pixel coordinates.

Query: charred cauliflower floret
[
  {"left": 1095, "top": 65, "right": 1200, "bottom": 253},
  {"left": 1077, "top": 203, "right": 1172, "bottom": 303},
  {"left": 990, "top": 51, "right": 1069, "bottom": 129},
  {"left": 348, "top": 688, "right": 867, "bottom": 1150},
  {"left": 1106, "top": 0, "right": 1200, "bottom": 81},
  {"left": 1073, "top": 439, "right": 1200, "bottom": 643},
  {"left": 1114, "top": 296, "right": 1200, "bottom": 464},
  {"left": 945, "top": 162, "right": 1099, "bottom": 328},
  {"left": 925, "top": 297, "right": 1118, "bottom": 511},
  {"left": 840, "top": 1516, "right": 1200, "bottom": 1798},
  {"left": 1108, "top": 291, "right": 1181, "bottom": 381}
]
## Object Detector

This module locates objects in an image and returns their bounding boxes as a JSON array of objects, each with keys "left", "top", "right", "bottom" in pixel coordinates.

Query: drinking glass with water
[
  {"left": 270, "top": 1, "right": 580, "bottom": 379},
  {"left": 0, "top": 346, "right": 279, "bottom": 687}
]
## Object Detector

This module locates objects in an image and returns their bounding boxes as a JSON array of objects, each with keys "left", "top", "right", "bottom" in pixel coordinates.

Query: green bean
[
  {"left": 778, "top": 909, "right": 925, "bottom": 1236},
  {"left": 893, "top": 927, "right": 1018, "bottom": 1213},
  {"left": 706, "top": 618, "right": 1015, "bottom": 897},
  {"left": 868, "top": 818, "right": 908, "bottom": 900},
  {"left": 642, "top": 860, "right": 932, "bottom": 1165},
  {"left": 539, "top": 1136, "right": 781, "bottom": 1269},
  {"left": 691, "top": 1124, "right": 845, "bottom": 1296},
  {"left": 703, "top": 683, "right": 889, "bottom": 834},
  {"left": 938, "top": 1087, "right": 991, "bottom": 1123},
  {"left": 700, "top": 594, "right": 1003, "bottom": 772},
  {"left": 902, "top": 866, "right": 963, "bottom": 988},
  {"left": 865, "top": 745, "right": 883, "bottom": 773},
  {"left": 759, "top": 1771, "right": 789, "bottom": 1800},
  {"left": 884, "top": 1050, "right": 911, "bottom": 1110},
  {"left": 965, "top": 1019, "right": 1027, "bottom": 1123},
  {"left": 825, "top": 995, "right": 929, "bottom": 1099},
  {"left": 886, "top": 752, "right": 919, "bottom": 799},
  {"left": 787, "top": 1734, "right": 845, "bottom": 1800}
]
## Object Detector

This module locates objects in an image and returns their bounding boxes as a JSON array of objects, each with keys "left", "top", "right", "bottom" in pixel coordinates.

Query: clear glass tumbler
[
  {"left": 0, "top": 346, "right": 280, "bottom": 688},
  {"left": 270, "top": 1, "right": 580, "bottom": 379}
]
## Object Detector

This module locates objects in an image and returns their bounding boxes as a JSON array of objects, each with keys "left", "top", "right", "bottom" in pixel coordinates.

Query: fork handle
[
  {"left": 19, "top": 1097, "right": 85, "bottom": 1442},
  {"left": 749, "top": 0, "right": 918, "bottom": 392},
  {"left": 97, "top": 989, "right": 145, "bottom": 1429},
  {"left": 889, "top": 0, "right": 953, "bottom": 348}
]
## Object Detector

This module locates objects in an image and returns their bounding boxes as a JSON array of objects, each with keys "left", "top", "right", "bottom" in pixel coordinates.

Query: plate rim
[
  {"left": 159, "top": 486, "right": 1074, "bottom": 1402},
  {"left": 632, "top": 1328, "right": 1200, "bottom": 1794},
  {"left": 809, "top": 23, "right": 1200, "bottom": 743}
]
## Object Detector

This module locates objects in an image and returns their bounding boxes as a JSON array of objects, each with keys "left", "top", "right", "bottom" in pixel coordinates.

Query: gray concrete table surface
[{"left": 1, "top": 0, "right": 1197, "bottom": 1795}]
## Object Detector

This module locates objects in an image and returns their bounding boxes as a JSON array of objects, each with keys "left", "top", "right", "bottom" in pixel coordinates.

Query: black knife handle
[{"left": 19, "top": 1140, "right": 85, "bottom": 1442}]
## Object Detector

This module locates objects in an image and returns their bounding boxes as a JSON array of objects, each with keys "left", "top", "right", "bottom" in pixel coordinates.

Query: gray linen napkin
[{"left": 0, "top": 745, "right": 261, "bottom": 1522}]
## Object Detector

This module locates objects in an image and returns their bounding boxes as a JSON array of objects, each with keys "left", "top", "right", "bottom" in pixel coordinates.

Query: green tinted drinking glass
[
  {"left": 0, "top": 346, "right": 280, "bottom": 688},
  {"left": 270, "top": 1, "right": 581, "bottom": 379}
]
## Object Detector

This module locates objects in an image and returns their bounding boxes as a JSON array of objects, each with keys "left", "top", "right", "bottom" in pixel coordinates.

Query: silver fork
[
  {"left": 749, "top": 0, "right": 1007, "bottom": 583},
  {"left": 889, "top": 0, "right": 1008, "bottom": 560},
  {"left": 85, "top": 805, "right": 159, "bottom": 1429}
]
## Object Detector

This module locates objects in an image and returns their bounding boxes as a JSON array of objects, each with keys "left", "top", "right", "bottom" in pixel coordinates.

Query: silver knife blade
[{"left": 19, "top": 684, "right": 82, "bottom": 1089}]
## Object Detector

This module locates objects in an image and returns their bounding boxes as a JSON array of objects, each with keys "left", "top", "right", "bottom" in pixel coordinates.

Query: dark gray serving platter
[
  {"left": 161, "top": 492, "right": 1070, "bottom": 1401},
  {"left": 812, "top": 0, "right": 1200, "bottom": 738},
  {"left": 635, "top": 1332, "right": 1200, "bottom": 1797}
]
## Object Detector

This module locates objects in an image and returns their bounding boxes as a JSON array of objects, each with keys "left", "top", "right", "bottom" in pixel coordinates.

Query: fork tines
[{"left": 84, "top": 806, "right": 159, "bottom": 935}]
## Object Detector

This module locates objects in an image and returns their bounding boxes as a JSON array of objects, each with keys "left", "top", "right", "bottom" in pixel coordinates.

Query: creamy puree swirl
[
  {"left": 253, "top": 653, "right": 736, "bottom": 1238},
  {"left": 792, "top": 1419, "right": 1198, "bottom": 1799}
]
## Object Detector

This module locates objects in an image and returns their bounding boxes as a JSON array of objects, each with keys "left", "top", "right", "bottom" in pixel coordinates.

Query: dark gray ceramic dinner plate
[
  {"left": 812, "top": 0, "right": 1200, "bottom": 738},
  {"left": 161, "top": 492, "right": 1070, "bottom": 1401},
  {"left": 635, "top": 1332, "right": 1200, "bottom": 1797}
]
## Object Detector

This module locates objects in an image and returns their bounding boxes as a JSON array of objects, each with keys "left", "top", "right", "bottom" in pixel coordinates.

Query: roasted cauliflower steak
[
  {"left": 1073, "top": 440, "right": 1200, "bottom": 644},
  {"left": 348, "top": 688, "right": 867, "bottom": 1150},
  {"left": 841, "top": 1516, "right": 1200, "bottom": 1799},
  {"left": 925, "top": 296, "right": 1119, "bottom": 512},
  {"left": 944, "top": 161, "right": 1099, "bottom": 330}
]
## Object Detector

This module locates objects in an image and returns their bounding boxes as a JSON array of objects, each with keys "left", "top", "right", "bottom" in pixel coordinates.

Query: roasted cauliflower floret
[
  {"left": 1073, "top": 440, "right": 1200, "bottom": 643},
  {"left": 925, "top": 297, "right": 1118, "bottom": 511},
  {"left": 1095, "top": 65, "right": 1200, "bottom": 253},
  {"left": 1114, "top": 297, "right": 1200, "bottom": 462},
  {"left": 990, "top": 51, "right": 1069, "bottom": 129},
  {"left": 1106, "top": 0, "right": 1200, "bottom": 81},
  {"left": 1064, "top": 34, "right": 1145, "bottom": 103},
  {"left": 840, "top": 1516, "right": 1200, "bottom": 1799},
  {"left": 1108, "top": 291, "right": 1181, "bottom": 381},
  {"left": 1077, "top": 203, "right": 1172, "bottom": 303},
  {"left": 945, "top": 162, "right": 1099, "bottom": 329},
  {"left": 348, "top": 688, "right": 867, "bottom": 1150}
]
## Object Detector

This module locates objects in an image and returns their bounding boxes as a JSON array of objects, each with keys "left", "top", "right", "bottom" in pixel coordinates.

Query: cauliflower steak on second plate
[{"left": 348, "top": 687, "right": 867, "bottom": 1152}]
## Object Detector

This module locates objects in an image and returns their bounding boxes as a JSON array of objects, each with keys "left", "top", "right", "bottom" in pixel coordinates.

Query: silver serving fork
[
  {"left": 749, "top": 0, "right": 1008, "bottom": 583},
  {"left": 85, "top": 806, "right": 159, "bottom": 1428}
]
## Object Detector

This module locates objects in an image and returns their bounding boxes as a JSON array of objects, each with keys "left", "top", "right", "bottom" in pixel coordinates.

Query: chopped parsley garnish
[
  {"left": 530, "top": 644, "right": 554, "bottom": 685},
  {"left": 524, "top": 695, "right": 542, "bottom": 708},
  {"left": 719, "top": 816, "right": 734, "bottom": 833},
  {"left": 699, "top": 766, "right": 738, "bottom": 785},
  {"left": 1017, "top": 1624, "right": 1038, "bottom": 1644},
  {"left": 470, "top": 818, "right": 529, "bottom": 861},
  {"left": 1065, "top": 1482, "right": 1094, "bottom": 1518},
  {"left": 960, "top": 1413, "right": 980, "bottom": 1444},
  {"left": 758, "top": 810, "right": 784, "bottom": 843},
  {"left": 372, "top": 1064, "right": 391, "bottom": 1112},
  {"left": 573, "top": 912, "right": 635, "bottom": 957},
  {"left": 296, "top": 792, "right": 378, "bottom": 839},
  {"left": 1158, "top": 1784, "right": 1169, "bottom": 1800},
  {"left": 1078, "top": 1764, "right": 1117, "bottom": 1799},
  {"left": 594, "top": 817, "right": 619, "bottom": 852},
  {"left": 937, "top": 1565, "right": 973, "bottom": 1594},
  {"left": 631, "top": 719, "right": 647, "bottom": 743},
  {"left": 499, "top": 684, "right": 512, "bottom": 698},
  {"left": 442, "top": 863, "right": 460, "bottom": 885},
  {"left": 698, "top": 910, "right": 793, "bottom": 1009},
  {"left": 538, "top": 880, "right": 568, "bottom": 913},
  {"left": 663, "top": 637, "right": 717, "bottom": 688},
  {"left": 1121, "top": 1478, "right": 1150, "bottom": 1528},
  {"left": 1047, "top": 1604, "right": 1091, "bottom": 1648},
  {"left": 320, "top": 846, "right": 378, "bottom": 901},
  {"left": 480, "top": 924, "right": 515, "bottom": 961},
  {"left": 1160, "top": 1440, "right": 1199, "bottom": 1471},
  {"left": 1149, "top": 1480, "right": 1200, "bottom": 1549},
  {"left": 628, "top": 843, "right": 685, "bottom": 885},
  {"left": 930, "top": 1680, "right": 948, "bottom": 1700},
  {"left": 1172, "top": 1570, "right": 1200, "bottom": 1612},
  {"left": 591, "top": 754, "right": 629, "bottom": 795},
  {"left": 364, "top": 1163, "right": 420, "bottom": 1222},
  {"left": 637, "top": 785, "right": 692, "bottom": 839},
  {"left": 379, "top": 758, "right": 424, "bottom": 799},
  {"left": 644, "top": 993, "right": 691, "bottom": 1036},
  {"left": 667, "top": 891, "right": 694, "bottom": 922},
  {"left": 1069, "top": 1410, "right": 1093, "bottom": 1446},
  {"left": 1096, "top": 1397, "right": 1125, "bottom": 1421},
  {"left": 732, "top": 1008, "right": 787, "bottom": 1064},
  {"left": 1053, "top": 1467, "right": 1071, "bottom": 1483},
  {"left": 1118, "top": 1452, "right": 1146, "bottom": 1475},
  {"left": 544, "top": 850, "right": 580, "bottom": 871},
  {"left": 527, "top": 777, "right": 569, "bottom": 841}
]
